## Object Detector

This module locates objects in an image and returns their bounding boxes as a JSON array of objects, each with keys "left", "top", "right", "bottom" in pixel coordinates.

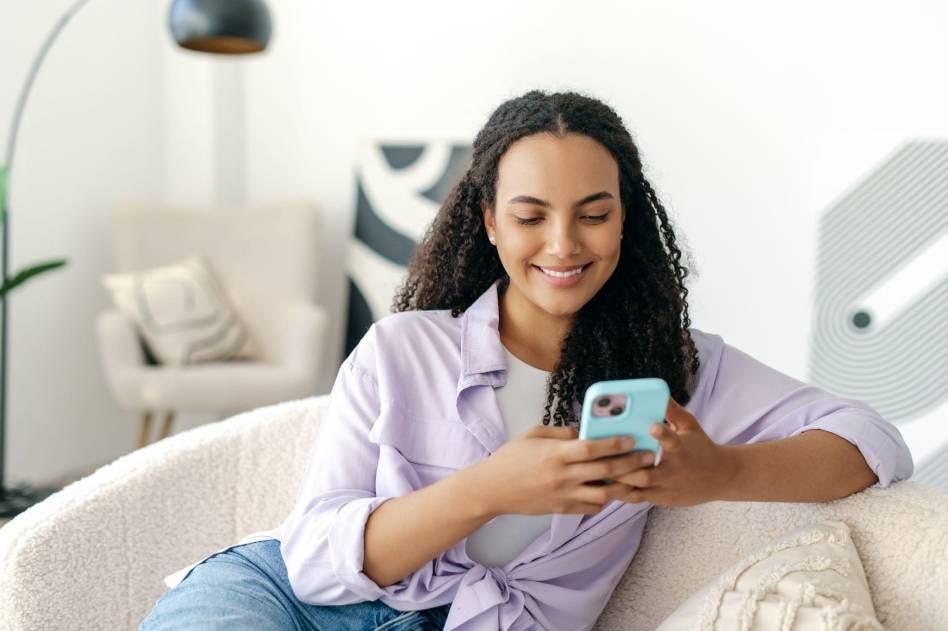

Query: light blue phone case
[{"left": 578, "top": 378, "right": 669, "bottom": 456}]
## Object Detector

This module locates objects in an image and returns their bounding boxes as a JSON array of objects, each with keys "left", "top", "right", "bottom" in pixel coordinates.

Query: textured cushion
[
  {"left": 102, "top": 255, "right": 255, "bottom": 366},
  {"left": 655, "top": 519, "right": 881, "bottom": 630}
]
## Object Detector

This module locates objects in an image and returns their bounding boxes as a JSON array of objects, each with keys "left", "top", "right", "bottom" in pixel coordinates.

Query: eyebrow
[{"left": 507, "top": 191, "right": 614, "bottom": 208}]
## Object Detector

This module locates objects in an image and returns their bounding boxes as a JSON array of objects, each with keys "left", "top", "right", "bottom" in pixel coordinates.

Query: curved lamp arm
[
  {"left": 3, "top": 0, "right": 93, "bottom": 174},
  {"left": 0, "top": 1, "right": 88, "bottom": 295}
]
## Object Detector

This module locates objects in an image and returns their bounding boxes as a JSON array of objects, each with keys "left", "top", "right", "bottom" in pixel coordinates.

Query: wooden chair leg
[
  {"left": 136, "top": 411, "right": 153, "bottom": 450},
  {"left": 157, "top": 411, "right": 176, "bottom": 441}
]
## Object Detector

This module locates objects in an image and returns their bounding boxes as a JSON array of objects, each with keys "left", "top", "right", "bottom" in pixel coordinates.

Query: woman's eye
[{"left": 514, "top": 212, "right": 609, "bottom": 225}]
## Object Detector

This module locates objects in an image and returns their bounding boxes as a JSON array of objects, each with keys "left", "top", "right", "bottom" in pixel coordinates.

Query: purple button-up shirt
[{"left": 273, "top": 279, "right": 913, "bottom": 630}]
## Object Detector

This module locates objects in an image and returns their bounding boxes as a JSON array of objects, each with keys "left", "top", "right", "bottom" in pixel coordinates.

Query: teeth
[{"left": 540, "top": 266, "right": 585, "bottom": 278}]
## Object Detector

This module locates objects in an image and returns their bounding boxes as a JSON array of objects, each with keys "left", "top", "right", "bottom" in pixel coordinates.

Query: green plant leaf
[{"left": 0, "top": 259, "right": 68, "bottom": 297}]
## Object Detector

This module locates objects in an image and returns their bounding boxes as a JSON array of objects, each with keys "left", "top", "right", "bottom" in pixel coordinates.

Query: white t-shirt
[{"left": 464, "top": 347, "right": 556, "bottom": 568}]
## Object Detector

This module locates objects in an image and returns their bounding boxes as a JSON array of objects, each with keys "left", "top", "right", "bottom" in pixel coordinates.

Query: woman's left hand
[{"left": 612, "top": 398, "right": 738, "bottom": 507}]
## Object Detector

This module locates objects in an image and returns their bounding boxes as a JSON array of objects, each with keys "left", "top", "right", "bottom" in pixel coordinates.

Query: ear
[{"left": 481, "top": 200, "right": 495, "bottom": 234}]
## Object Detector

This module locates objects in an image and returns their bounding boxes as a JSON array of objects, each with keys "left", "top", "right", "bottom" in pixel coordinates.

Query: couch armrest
[
  {"left": 598, "top": 480, "right": 948, "bottom": 631},
  {"left": 0, "top": 396, "right": 327, "bottom": 631}
]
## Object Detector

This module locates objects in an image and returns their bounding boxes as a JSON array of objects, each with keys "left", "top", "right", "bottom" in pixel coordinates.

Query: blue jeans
[{"left": 139, "top": 539, "right": 451, "bottom": 630}]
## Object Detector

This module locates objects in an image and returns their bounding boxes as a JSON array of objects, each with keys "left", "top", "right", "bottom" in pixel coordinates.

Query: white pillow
[
  {"left": 656, "top": 519, "right": 882, "bottom": 630},
  {"left": 102, "top": 256, "right": 256, "bottom": 366}
]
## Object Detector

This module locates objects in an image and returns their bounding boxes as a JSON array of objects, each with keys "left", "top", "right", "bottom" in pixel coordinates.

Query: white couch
[{"left": 1, "top": 396, "right": 946, "bottom": 630}]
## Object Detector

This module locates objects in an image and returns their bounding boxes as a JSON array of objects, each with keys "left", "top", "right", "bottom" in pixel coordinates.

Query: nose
[{"left": 545, "top": 220, "right": 581, "bottom": 257}]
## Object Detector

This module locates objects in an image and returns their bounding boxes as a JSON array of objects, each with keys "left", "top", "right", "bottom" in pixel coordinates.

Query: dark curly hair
[{"left": 392, "top": 90, "right": 700, "bottom": 426}]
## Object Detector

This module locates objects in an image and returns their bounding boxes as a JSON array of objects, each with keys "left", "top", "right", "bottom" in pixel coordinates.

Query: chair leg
[
  {"left": 137, "top": 411, "right": 153, "bottom": 450},
  {"left": 157, "top": 411, "right": 176, "bottom": 441}
]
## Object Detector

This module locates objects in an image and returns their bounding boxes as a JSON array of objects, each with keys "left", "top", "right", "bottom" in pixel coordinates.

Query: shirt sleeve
[
  {"left": 691, "top": 331, "right": 914, "bottom": 489},
  {"left": 279, "top": 325, "right": 405, "bottom": 605}
]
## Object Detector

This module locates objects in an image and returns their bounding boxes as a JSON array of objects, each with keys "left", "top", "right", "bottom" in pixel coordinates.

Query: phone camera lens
[
  {"left": 609, "top": 406, "right": 623, "bottom": 416},
  {"left": 597, "top": 397, "right": 611, "bottom": 407}
]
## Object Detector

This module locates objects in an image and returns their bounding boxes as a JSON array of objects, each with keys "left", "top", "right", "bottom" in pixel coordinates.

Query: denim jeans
[{"left": 139, "top": 539, "right": 452, "bottom": 630}]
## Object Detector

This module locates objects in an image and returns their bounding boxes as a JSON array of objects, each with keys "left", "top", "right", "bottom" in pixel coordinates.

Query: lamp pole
[{"left": 0, "top": 0, "right": 272, "bottom": 518}]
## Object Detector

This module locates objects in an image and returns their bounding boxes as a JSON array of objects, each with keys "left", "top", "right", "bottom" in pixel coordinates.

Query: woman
[{"left": 140, "top": 90, "right": 914, "bottom": 631}]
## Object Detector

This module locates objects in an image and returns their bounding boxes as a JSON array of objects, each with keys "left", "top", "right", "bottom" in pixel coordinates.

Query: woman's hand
[
  {"left": 612, "top": 398, "right": 738, "bottom": 507},
  {"left": 470, "top": 424, "right": 657, "bottom": 516}
]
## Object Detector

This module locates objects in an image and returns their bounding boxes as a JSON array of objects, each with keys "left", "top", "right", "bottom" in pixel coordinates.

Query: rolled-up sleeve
[
  {"left": 279, "top": 325, "right": 402, "bottom": 605},
  {"left": 692, "top": 330, "right": 914, "bottom": 489}
]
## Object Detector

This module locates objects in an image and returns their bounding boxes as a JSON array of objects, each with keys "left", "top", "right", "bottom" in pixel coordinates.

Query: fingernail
[
  {"left": 642, "top": 453, "right": 654, "bottom": 466},
  {"left": 621, "top": 437, "right": 635, "bottom": 449}
]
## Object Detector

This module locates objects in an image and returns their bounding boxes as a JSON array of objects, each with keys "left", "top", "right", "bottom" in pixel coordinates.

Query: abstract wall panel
[
  {"left": 809, "top": 139, "right": 948, "bottom": 487},
  {"left": 345, "top": 142, "right": 472, "bottom": 356}
]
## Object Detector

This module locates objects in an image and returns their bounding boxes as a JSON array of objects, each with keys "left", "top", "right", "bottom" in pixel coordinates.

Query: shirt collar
[{"left": 457, "top": 279, "right": 508, "bottom": 395}]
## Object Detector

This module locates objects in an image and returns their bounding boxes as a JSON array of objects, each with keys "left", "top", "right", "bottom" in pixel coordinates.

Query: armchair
[{"left": 95, "top": 202, "right": 329, "bottom": 447}]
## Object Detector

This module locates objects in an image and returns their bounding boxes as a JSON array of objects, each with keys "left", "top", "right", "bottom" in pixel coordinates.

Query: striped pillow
[{"left": 102, "top": 256, "right": 255, "bottom": 366}]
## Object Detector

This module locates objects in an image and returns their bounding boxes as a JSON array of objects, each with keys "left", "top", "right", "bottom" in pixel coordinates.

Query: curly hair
[{"left": 392, "top": 90, "right": 700, "bottom": 426}]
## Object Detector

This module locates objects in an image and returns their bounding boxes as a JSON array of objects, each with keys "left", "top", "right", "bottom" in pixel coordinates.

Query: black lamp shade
[{"left": 169, "top": 0, "right": 272, "bottom": 54}]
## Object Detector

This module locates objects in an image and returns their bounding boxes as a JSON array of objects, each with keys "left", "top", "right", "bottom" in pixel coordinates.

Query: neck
[{"left": 498, "top": 286, "right": 573, "bottom": 373}]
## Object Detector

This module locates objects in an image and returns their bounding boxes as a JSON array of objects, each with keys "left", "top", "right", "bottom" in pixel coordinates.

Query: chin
[{"left": 535, "top": 293, "right": 589, "bottom": 317}]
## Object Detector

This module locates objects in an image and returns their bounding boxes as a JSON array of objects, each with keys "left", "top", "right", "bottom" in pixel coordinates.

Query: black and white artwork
[
  {"left": 809, "top": 139, "right": 948, "bottom": 488},
  {"left": 345, "top": 142, "right": 472, "bottom": 357}
]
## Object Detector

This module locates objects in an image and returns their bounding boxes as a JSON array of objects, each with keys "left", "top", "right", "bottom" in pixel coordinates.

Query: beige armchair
[{"left": 95, "top": 202, "right": 329, "bottom": 447}]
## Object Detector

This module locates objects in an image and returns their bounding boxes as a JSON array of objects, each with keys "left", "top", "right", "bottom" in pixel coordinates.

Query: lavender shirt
[{"left": 257, "top": 280, "right": 912, "bottom": 630}]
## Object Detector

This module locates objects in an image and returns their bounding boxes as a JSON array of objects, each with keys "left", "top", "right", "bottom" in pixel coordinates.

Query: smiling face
[{"left": 482, "top": 132, "right": 624, "bottom": 322}]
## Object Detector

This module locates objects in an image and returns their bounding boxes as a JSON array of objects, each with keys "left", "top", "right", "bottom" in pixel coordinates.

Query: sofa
[{"left": 1, "top": 396, "right": 946, "bottom": 630}]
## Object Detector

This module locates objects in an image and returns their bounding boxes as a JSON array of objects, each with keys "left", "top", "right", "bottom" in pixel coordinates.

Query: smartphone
[{"left": 578, "top": 378, "right": 670, "bottom": 478}]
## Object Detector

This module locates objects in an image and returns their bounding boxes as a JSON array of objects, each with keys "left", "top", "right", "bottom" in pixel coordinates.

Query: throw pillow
[
  {"left": 656, "top": 519, "right": 882, "bottom": 630},
  {"left": 102, "top": 256, "right": 255, "bottom": 366}
]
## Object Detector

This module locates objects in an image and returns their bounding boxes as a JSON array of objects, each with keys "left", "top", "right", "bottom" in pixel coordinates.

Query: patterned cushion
[
  {"left": 655, "top": 520, "right": 882, "bottom": 630},
  {"left": 102, "top": 255, "right": 255, "bottom": 366}
]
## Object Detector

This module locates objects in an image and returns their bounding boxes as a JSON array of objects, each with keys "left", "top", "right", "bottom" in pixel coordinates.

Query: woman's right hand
[{"left": 470, "top": 424, "right": 656, "bottom": 516}]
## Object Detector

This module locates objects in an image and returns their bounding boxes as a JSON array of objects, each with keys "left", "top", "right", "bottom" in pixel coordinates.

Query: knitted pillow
[
  {"left": 102, "top": 256, "right": 256, "bottom": 366},
  {"left": 656, "top": 519, "right": 882, "bottom": 630}
]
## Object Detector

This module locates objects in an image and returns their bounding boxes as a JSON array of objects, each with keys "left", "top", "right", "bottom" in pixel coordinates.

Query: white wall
[{"left": 2, "top": 0, "right": 946, "bottom": 487}]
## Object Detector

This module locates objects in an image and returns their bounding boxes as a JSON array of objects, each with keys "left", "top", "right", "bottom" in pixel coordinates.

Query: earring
[{"left": 488, "top": 234, "right": 496, "bottom": 245}]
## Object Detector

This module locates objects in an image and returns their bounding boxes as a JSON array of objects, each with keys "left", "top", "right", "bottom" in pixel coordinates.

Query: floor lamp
[{"left": 0, "top": 0, "right": 273, "bottom": 519}]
